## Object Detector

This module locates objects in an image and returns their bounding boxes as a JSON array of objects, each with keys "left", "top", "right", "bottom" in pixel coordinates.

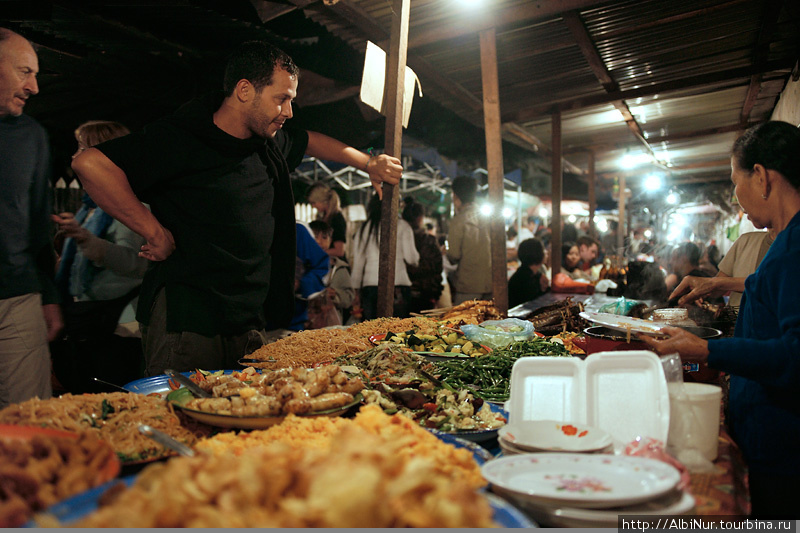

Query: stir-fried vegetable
[{"left": 433, "top": 338, "right": 573, "bottom": 402}]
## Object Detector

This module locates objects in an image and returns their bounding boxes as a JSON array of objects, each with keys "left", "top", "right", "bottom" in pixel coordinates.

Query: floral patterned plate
[
  {"left": 498, "top": 420, "right": 613, "bottom": 452},
  {"left": 481, "top": 453, "right": 681, "bottom": 509}
]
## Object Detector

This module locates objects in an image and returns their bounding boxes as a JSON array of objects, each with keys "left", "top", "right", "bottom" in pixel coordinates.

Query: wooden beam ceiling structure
[{"left": 740, "top": 0, "right": 785, "bottom": 124}]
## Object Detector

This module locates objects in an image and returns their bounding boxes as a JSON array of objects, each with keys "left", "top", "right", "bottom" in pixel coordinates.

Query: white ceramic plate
[
  {"left": 481, "top": 453, "right": 681, "bottom": 509},
  {"left": 579, "top": 312, "right": 671, "bottom": 336},
  {"left": 501, "top": 489, "right": 695, "bottom": 528},
  {"left": 498, "top": 420, "right": 613, "bottom": 453}
]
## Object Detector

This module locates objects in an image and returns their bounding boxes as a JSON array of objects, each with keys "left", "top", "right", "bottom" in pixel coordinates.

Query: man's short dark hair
[
  {"left": 451, "top": 175, "right": 477, "bottom": 204},
  {"left": 576, "top": 235, "right": 599, "bottom": 249},
  {"left": 518, "top": 238, "right": 545, "bottom": 267},
  {"left": 309, "top": 220, "right": 332, "bottom": 239},
  {"left": 223, "top": 41, "right": 299, "bottom": 95},
  {"left": 675, "top": 241, "right": 701, "bottom": 266}
]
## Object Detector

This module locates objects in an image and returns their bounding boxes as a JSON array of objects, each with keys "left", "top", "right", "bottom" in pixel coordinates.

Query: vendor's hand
[
  {"left": 669, "top": 275, "right": 725, "bottom": 307},
  {"left": 51, "top": 213, "right": 92, "bottom": 243},
  {"left": 637, "top": 326, "right": 709, "bottom": 363},
  {"left": 367, "top": 154, "right": 402, "bottom": 200},
  {"left": 139, "top": 225, "right": 175, "bottom": 261}
]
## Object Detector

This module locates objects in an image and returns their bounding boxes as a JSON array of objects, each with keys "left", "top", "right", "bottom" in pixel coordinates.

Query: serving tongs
[
  {"left": 138, "top": 425, "right": 195, "bottom": 457},
  {"left": 164, "top": 369, "right": 211, "bottom": 398}
]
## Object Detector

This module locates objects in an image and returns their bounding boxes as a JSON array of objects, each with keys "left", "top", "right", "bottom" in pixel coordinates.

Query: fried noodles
[
  {"left": 247, "top": 329, "right": 371, "bottom": 370},
  {"left": 0, "top": 393, "right": 208, "bottom": 462}
]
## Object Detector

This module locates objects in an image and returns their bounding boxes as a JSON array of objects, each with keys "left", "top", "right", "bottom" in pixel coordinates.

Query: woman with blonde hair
[{"left": 307, "top": 182, "right": 346, "bottom": 258}]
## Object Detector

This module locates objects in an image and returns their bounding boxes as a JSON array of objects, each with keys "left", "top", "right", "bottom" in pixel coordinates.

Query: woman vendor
[{"left": 640, "top": 121, "right": 800, "bottom": 518}]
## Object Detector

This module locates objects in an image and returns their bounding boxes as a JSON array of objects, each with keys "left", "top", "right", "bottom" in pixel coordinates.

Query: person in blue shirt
[
  {"left": 290, "top": 222, "right": 329, "bottom": 331},
  {"left": 641, "top": 121, "right": 800, "bottom": 519}
]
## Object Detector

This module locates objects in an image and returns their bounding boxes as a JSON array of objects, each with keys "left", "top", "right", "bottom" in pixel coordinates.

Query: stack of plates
[
  {"left": 482, "top": 453, "right": 695, "bottom": 527},
  {"left": 497, "top": 420, "right": 614, "bottom": 455}
]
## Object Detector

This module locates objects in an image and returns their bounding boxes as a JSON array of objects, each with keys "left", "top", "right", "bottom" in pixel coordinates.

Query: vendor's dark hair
[
  {"left": 561, "top": 241, "right": 578, "bottom": 272},
  {"left": 402, "top": 198, "right": 425, "bottom": 229},
  {"left": 518, "top": 238, "right": 545, "bottom": 268},
  {"left": 732, "top": 121, "right": 800, "bottom": 190},
  {"left": 451, "top": 175, "right": 477, "bottom": 204},
  {"left": 223, "top": 41, "right": 299, "bottom": 95}
]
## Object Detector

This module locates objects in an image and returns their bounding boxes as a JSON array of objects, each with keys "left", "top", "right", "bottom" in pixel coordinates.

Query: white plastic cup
[{"left": 667, "top": 382, "right": 722, "bottom": 461}]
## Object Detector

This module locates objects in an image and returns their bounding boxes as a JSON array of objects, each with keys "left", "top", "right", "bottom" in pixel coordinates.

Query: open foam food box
[{"left": 505, "top": 350, "right": 670, "bottom": 445}]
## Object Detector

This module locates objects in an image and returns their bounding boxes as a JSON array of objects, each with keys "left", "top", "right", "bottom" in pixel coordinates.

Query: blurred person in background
[
  {"left": 640, "top": 121, "right": 800, "bottom": 518},
  {"left": 289, "top": 222, "right": 330, "bottom": 331},
  {"left": 309, "top": 220, "right": 354, "bottom": 326},
  {"left": 552, "top": 242, "right": 594, "bottom": 294},
  {"left": 307, "top": 182, "right": 347, "bottom": 259},
  {"left": 446, "top": 176, "right": 491, "bottom": 304},
  {"left": 575, "top": 235, "right": 600, "bottom": 278},
  {"left": 351, "top": 194, "right": 419, "bottom": 320},
  {"left": 50, "top": 120, "right": 148, "bottom": 393},
  {"left": 698, "top": 242, "right": 721, "bottom": 276},
  {"left": 0, "top": 28, "right": 61, "bottom": 407},
  {"left": 508, "top": 238, "right": 548, "bottom": 308},
  {"left": 402, "top": 198, "right": 443, "bottom": 314},
  {"left": 664, "top": 241, "right": 709, "bottom": 294}
]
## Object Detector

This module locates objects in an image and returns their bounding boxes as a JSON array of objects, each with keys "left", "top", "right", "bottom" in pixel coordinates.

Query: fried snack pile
[
  {"left": 437, "top": 300, "right": 503, "bottom": 326},
  {"left": 186, "top": 366, "right": 364, "bottom": 416},
  {"left": 52, "top": 412, "right": 497, "bottom": 528},
  {"left": 0, "top": 433, "right": 118, "bottom": 527},
  {"left": 195, "top": 405, "right": 486, "bottom": 490}
]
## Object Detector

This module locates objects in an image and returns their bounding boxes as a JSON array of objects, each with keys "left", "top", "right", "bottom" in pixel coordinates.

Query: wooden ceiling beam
[
  {"left": 407, "top": 0, "right": 614, "bottom": 49},
  {"left": 562, "top": 11, "right": 662, "bottom": 167},
  {"left": 506, "top": 57, "right": 796, "bottom": 123},
  {"left": 741, "top": 0, "right": 784, "bottom": 124},
  {"left": 503, "top": 123, "right": 584, "bottom": 176},
  {"left": 253, "top": 0, "right": 315, "bottom": 22}
]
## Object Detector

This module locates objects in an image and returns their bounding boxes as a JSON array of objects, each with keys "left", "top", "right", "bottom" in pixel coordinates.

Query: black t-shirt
[
  {"left": 329, "top": 211, "right": 347, "bottom": 246},
  {"left": 508, "top": 266, "right": 546, "bottom": 308},
  {"left": 97, "top": 93, "right": 308, "bottom": 335}
]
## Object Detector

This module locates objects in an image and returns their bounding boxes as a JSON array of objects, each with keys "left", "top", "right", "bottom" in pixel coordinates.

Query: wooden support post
[
  {"left": 376, "top": 0, "right": 410, "bottom": 317},
  {"left": 551, "top": 110, "right": 563, "bottom": 278},
  {"left": 479, "top": 27, "right": 508, "bottom": 316},
  {"left": 588, "top": 151, "right": 596, "bottom": 239},
  {"left": 617, "top": 174, "right": 626, "bottom": 252}
]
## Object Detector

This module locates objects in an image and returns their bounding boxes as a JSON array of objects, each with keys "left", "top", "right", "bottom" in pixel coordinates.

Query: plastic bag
[
  {"left": 461, "top": 318, "right": 535, "bottom": 349},
  {"left": 598, "top": 296, "right": 640, "bottom": 315},
  {"left": 623, "top": 436, "right": 692, "bottom": 490},
  {"left": 660, "top": 354, "right": 716, "bottom": 473}
]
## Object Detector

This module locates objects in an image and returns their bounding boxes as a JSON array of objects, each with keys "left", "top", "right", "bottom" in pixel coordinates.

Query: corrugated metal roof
[{"left": 301, "top": 0, "right": 798, "bottom": 199}]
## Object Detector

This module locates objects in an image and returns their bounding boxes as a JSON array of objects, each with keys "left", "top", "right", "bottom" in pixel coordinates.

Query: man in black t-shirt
[{"left": 72, "top": 41, "right": 402, "bottom": 375}]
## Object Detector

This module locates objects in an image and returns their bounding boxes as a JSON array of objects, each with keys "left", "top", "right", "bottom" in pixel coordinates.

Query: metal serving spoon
[
  {"left": 164, "top": 369, "right": 211, "bottom": 398},
  {"left": 138, "top": 425, "right": 195, "bottom": 457}
]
